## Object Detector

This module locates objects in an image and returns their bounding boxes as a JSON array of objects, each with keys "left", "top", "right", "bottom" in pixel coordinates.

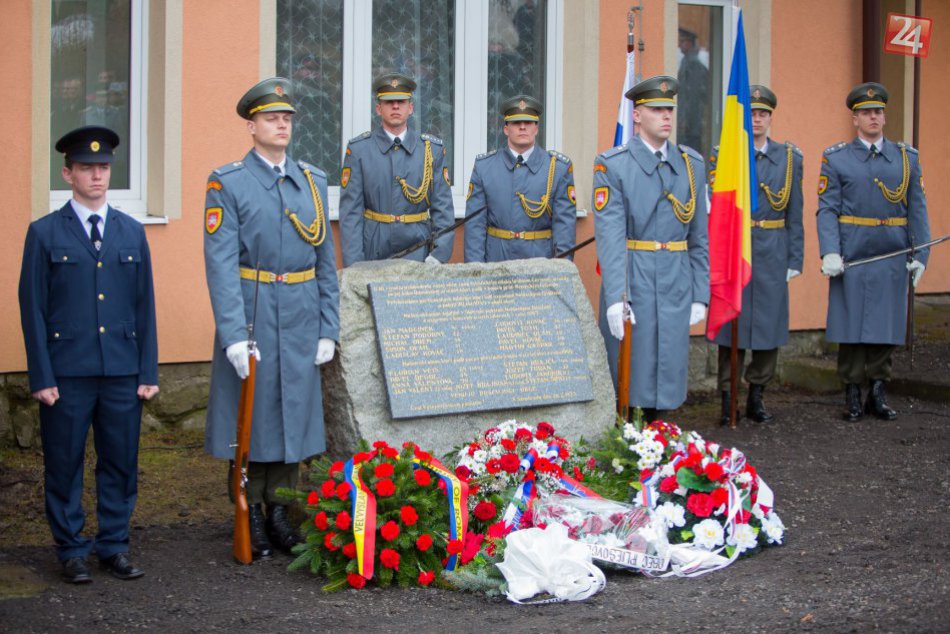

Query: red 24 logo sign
[{"left": 884, "top": 13, "right": 932, "bottom": 58}]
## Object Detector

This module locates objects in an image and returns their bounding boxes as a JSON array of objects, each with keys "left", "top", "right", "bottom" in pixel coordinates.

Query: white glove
[
  {"left": 906, "top": 259, "right": 925, "bottom": 287},
  {"left": 786, "top": 269, "right": 801, "bottom": 282},
  {"left": 315, "top": 338, "right": 336, "bottom": 365},
  {"left": 689, "top": 302, "right": 706, "bottom": 326},
  {"left": 226, "top": 341, "right": 261, "bottom": 380},
  {"left": 606, "top": 302, "right": 634, "bottom": 340},
  {"left": 424, "top": 254, "right": 441, "bottom": 265},
  {"left": 821, "top": 253, "right": 844, "bottom": 277}
]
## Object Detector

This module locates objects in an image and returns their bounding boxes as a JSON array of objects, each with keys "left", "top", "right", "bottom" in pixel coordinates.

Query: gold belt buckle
[
  {"left": 276, "top": 274, "right": 285, "bottom": 282},
  {"left": 393, "top": 215, "right": 402, "bottom": 223},
  {"left": 657, "top": 241, "right": 667, "bottom": 250},
  {"left": 878, "top": 219, "right": 888, "bottom": 226},
  {"left": 512, "top": 231, "right": 523, "bottom": 239}
]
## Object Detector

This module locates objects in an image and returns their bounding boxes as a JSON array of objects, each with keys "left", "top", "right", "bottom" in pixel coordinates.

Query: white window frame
[
  {"left": 322, "top": 0, "right": 563, "bottom": 220},
  {"left": 50, "top": 0, "right": 159, "bottom": 223}
]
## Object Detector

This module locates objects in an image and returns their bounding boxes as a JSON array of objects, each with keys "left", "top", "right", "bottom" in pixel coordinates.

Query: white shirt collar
[
  {"left": 755, "top": 139, "right": 769, "bottom": 154},
  {"left": 254, "top": 150, "right": 287, "bottom": 174},
  {"left": 640, "top": 137, "right": 668, "bottom": 160},
  {"left": 858, "top": 137, "right": 883, "bottom": 152},
  {"left": 70, "top": 199, "right": 108, "bottom": 237},
  {"left": 384, "top": 128, "right": 408, "bottom": 144},
  {"left": 509, "top": 145, "right": 535, "bottom": 163}
]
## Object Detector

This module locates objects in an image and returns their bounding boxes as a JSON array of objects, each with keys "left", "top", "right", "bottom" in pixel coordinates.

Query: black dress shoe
[
  {"left": 746, "top": 384, "right": 774, "bottom": 423},
  {"left": 719, "top": 391, "right": 733, "bottom": 426},
  {"left": 640, "top": 408, "right": 657, "bottom": 424},
  {"left": 843, "top": 383, "right": 863, "bottom": 421},
  {"left": 249, "top": 503, "right": 274, "bottom": 560},
  {"left": 865, "top": 379, "right": 897, "bottom": 420},
  {"left": 99, "top": 553, "right": 144, "bottom": 580},
  {"left": 62, "top": 557, "right": 92, "bottom": 584},
  {"left": 267, "top": 504, "right": 301, "bottom": 555}
]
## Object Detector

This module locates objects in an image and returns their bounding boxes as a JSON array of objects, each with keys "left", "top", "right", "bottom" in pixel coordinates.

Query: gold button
[
  {"left": 97, "top": 262, "right": 103, "bottom": 268},
  {"left": 98, "top": 293, "right": 105, "bottom": 300},
  {"left": 99, "top": 326, "right": 105, "bottom": 333},
  {"left": 62, "top": 255, "right": 68, "bottom": 261}
]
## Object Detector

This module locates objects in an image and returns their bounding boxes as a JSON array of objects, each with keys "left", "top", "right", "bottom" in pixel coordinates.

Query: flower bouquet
[
  {"left": 533, "top": 494, "right": 670, "bottom": 573},
  {"left": 284, "top": 440, "right": 468, "bottom": 591}
]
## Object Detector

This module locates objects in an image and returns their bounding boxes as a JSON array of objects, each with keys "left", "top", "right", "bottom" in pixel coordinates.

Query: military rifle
[
  {"left": 841, "top": 234, "right": 948, "bottom": 269},
  {"left": 387, "top": 208, "right": 485, "bottom": 260},
  {"left": 555, "top": 235, "right": 595, "bottom": 259},
  {"left": 231, "top": 260, "right": 262, "bottom": 565}
]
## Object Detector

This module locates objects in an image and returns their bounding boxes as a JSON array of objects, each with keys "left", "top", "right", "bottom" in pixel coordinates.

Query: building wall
[{"left": 0, "top": 1, "right": 946, "bottom": 375}]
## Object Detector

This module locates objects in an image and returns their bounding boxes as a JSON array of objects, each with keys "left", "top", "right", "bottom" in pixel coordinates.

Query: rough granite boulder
[{"left": 320, "top": 258, "right": 616, "bottom": 457}]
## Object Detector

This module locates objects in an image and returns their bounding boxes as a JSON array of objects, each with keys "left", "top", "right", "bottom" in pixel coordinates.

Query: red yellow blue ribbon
[
  {"left": 344, "top": 458, "right": 377, "bottom": 579},
  {"left": 413, "top": 456, "right": 469, "bottom": 570}
]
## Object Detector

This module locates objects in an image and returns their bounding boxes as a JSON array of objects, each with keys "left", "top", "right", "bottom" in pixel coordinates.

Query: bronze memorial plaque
[{"left": 368, "top": 274, "right": 594, "bottom": 419}]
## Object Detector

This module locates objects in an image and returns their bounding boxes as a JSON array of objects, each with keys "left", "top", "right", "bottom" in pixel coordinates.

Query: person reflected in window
[{"left": 676, "top": 28, "right": 709, "bottom": 156}]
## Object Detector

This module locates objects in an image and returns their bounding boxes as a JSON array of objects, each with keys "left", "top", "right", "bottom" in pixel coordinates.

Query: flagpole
[{"left": 730, "top": 321, "right": 738, "bottom": 428}]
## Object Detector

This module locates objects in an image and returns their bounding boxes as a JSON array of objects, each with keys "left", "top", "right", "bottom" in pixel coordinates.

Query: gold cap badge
[
  {"left": 660, "top": 81, "right": 669, "bottom": 93},
  {"left": 390, "top": 78, "right": 399, "bottom": 87},
  {"left": 518, "top": 99, "right": 526, "bottom": 110},
  {"left": 753, "top": 89, "right": 761, "bottom": 99},
  {"left": 90, "top": 141, "right": 100, "bottom": 152},
  {"left": 867, "top": 87, "right": 875, "bottom": 97},
  {"left": 275, "top": 85, "right": 284, "bottom": 96}
]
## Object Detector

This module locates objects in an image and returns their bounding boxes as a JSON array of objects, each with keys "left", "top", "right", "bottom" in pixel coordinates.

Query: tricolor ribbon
[
  {"left": 412, "top": 456, "right": 469, "bottom": 570},
  {"left": 344, "top": 458, "right": 377, "bottom": 579}
]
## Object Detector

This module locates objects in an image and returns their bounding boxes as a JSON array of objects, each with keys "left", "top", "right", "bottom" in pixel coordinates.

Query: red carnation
[
  {"left": 484, "top": 427, "right": 500, "bottom": 440},
  {"left": 585, "top": 456, "right": 597, "bottom": 469},
  {"left": 573, "top": 466, "right": 584, "bottom": 481},
  {"left": 342, "top": 542, "right": 357, "bottom": 559},
  {"left": 487, "top": 521, "right": 509, "bottom": 540},
  {"left": 500, "top": 453, "right": 520, "bottom": 473},
  {"left": 455, "top": 465, "right": 471, "bottom": 480},
  {"left": 501, "top": 438, "right": 516, "bottom": 451},
  {"left": 437, "top": 479, "right": 447, "bottom": 493},
  {"left": 467, "top": 443, "right": 479, "bottom": 457},
  {"left": 375, "top": 478, "right": 395, "bottom": 497},
  {"left": 446, "top": 538, "right": 463, "bottom": 555},
  {"left": 417, "top": 570, "right": 435, "bottom": 586},
  {"left": 416, "top": 534, "right": 433, "bottom": 551},
  {"left": 335, "top": 482, "right": 352, "bottom": 500},
  {"left": 413, "top": 469, "right": 432, "bottom": 487},
  {"left": 710, "top": 487, "right": 729, "bottom": 508},
  {"left": 704, "top": 462, "right": 725, "bottom": 482},
  {"left": 414, "top": 448, "right": 433, "bottom": 463},
  {"left": 486, "top": 458, "right": 502, "bottom": 474},
  {"left": 559, "top": 446, "right": 569, "bottom": 460},
  {"left": 353, "top": 451, "right": 371, "bottom": 463},
  {"left": 514, "top": 428, "right": 532, "bottom": 442},
  {"left": 380, "top": 520, "right": 400, "bottom": 542},
  {"left": 686, "top": 492, "right": 714, "bottom": 518},
  {"left": 535, "top": 457, "right": 552, "bottom": 473},
  {"left": 320, "top": 479, "right": 335, "bottom": 498},
  {"left": 313, "top": 511, "right": 329, "bottom": 531},
  {"left": 522, "top": 470, "right": 536, "bottom": 481},
  {"left": 324, "top": 531, "right": 340, "bottom": 551},
  {"left": 468, "top": 483, "right": 480, "bottom": 495},
  {"left": 380, "top": 548, "right": 400, "bottom": 570},
  {"left": 335, "top": 511, "right": 352, "bottom": 531},
  {"left": 400, "top": 505, "right": 419, "bottom": 526},
  {"left": 461, "top": 530, "right": 484, "bottom": 565},
  {"left": 347, "top": 573, "right": 366, "bottom": 588},
  {"left": 307, "top": 490, "right": 319, "bottom": 506},
  {"left": 381, "top": 447, "right": 399, "bottom": 459},
  {"left": 660, "top": 475, "right": 679, "bottom": 494},
  {"left": 536, "top": 422, "right": 555, "bottom": 439},
  {"left": 374, "top": 462, "right": 394, "bottom": 478},
  {"left": 329, "top": 461, "right": 345, "bottom": 476},
  {"left": 474, "top": 500, "right": 497, "bottom": 522},
  {"left": 372, "top": 440, "right": 390, "bottom": 450}
]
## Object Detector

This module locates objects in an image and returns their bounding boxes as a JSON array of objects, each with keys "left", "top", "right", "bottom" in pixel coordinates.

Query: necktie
[
  {"left": 516, "top": 154, "right": 525, "bottom": 167},
  {"left": 89, "top": 214, "right": 102, "bottom": 251},
  {"left": 273, "top": 165, "right": 283, "bottom": 178},
  {"left": 655, "top": 150, "right": 666, "bottom": 167},
  {"left": 756, "top": 150, "right": 766, "bottom": 160},
  {"left": 869, "top": 144, "right": 878, "bottom": 158},
  {"left": 393, "top": 137, "right": 402, "bottom": 151}
]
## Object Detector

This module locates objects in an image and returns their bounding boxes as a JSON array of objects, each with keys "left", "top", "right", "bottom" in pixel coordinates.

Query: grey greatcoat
[
  {"left": 204, "top": 151, "right": 340, "bottom": 463},
  {"left": 708, "top": 139, "right": 804, "bottom": 349},
  {"left": 817, "top": 137, "right": 929, "bottom": 345},
  {"left": 464, "top": 147, "right": 576, "bottom": 261},
  {"left": 593, "top": 138, "right": 709, "bottom": 410},
  {"left": 339, "top": 127, "right": 454, "bottom": 266}
]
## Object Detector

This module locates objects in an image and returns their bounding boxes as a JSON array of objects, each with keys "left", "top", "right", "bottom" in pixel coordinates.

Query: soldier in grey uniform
[
  {"left": 818, "top": 82, "right": 930, "bottom": 421},
  {"left": 464, "top": 95, "right": 576, "bottom": 261},
  {"left": 203, "top": 78, "right": 340, "bottom": 558},
  {"left": 707, "top": 85, "right": 804, "bottom": 425},
  {"left": 339, "top": 73, "right": 455, "bottom": 266},
  {"left": 593, "top": 76, "right": 710, "bottom": 423}
]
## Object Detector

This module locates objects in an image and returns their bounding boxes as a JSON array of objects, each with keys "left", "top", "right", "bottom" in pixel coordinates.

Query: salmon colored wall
[{"left": 3, "top": 2, "right": 35, "bottom": 373}]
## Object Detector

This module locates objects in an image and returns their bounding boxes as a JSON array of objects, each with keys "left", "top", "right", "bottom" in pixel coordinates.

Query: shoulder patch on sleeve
[
  {"left": 475, "top": 149, "right": 497, "bottom": 161},
  {"left": 824, "top": 142, "right": 847, "bottom": 156},
  {"left": 348, "top": 130, "right": 373, "bottom": 144},
  {"left": 593, "top": 163, "right": 607, "bottom": 173},
  {"left": 206, "top": 180, "right": 222, "bottom": 192},
  {"left": 213, "top": 161, "right": 244, "bottom": 176},
  {"left": 420, "top": 133, "right": 444, "bottom": 145},
  {"left": 678, "top": 144, "right": 703, "bottom": 161},
  {"left": 297, "top": 160, "right": 326, "bottom": 177},
  {"left": 205, "top": 207, "right": 223, "bottom": 234},
  {"left": 818, "top": 175, "right": 828, "bottom": 195}
]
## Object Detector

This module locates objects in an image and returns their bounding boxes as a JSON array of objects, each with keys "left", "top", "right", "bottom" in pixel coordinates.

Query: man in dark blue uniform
[
  {"left": 18, "top": 126, "right": 159, "bottom": 583},
  {"left": 708, "top": 85, "right": 804, "bottom": 425},
  {"left": 818, "top": 82, "right": 930, "bottom": 421},
  {"left": 464, "top": 95, "right": 577, "bottom": 262}
]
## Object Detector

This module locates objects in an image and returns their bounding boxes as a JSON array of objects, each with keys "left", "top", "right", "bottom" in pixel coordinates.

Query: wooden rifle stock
[
  {"left": 232, "top": 353, "right": 257, "bottom": 564},
  {"left": 617, "top": 319, "right": 633, "bottom": 422}
]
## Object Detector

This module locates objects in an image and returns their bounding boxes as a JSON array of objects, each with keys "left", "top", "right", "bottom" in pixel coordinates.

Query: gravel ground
[{"left": 1, "top": 389, "right": 947, "bottom": 633}]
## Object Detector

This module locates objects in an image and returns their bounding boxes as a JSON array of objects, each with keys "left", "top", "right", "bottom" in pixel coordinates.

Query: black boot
[
  {"left": 248, "top": 504, "right": 273, "bottom": 560},
  {"left": 865, "top": 380, "right": 897, "bottom": 420},
  {"left": 746, "top": 384, "right": 774, "bottom": 423},
  {"left": 843, "top": 384, "right": 863, "bottom": 421},
  {"left": 640, "top": 408, "right": 657, "bottom": 424},
  {"left": 267, "top": 504, "right": 301, "bottom": 555},
  {"left": 720, "top": 392, "right": 732, "bottom": 426}
]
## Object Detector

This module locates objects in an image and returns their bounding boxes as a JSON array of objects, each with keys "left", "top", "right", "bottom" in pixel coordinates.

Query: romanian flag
[{"left": 705, "top": 10, "right": 757, "bottom": 341}]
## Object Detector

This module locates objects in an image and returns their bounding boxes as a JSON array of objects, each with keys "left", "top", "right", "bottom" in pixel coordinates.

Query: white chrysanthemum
[
  {"left": 727, "top": 523, "right": 758, "bottom": 553},
  {"left": 472, "top": 449, "right": 487, "bottom": 463},
  {"left": 622, "top": 423, "right": 638, "bottom": 440},
  {"left": 761, "top": 512, "right": 785, "bottom": 545},
  {"left": 751, "top": 505, "right": 766, "bottom": 520},
  {"left": 612, "top": 458, "right": 624, "bottom": 474},
  {"left": 656, "top": 501, "right": 686, "bottom": 528},
  {"left": 692, "top": 519, "right": 725, "bottom": 550},
  {"left": 637, "top": 456, "right": 658, "bottom": 471},
  {"left": 736, "top": 472, "right": 753, "bottom": 486}
]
